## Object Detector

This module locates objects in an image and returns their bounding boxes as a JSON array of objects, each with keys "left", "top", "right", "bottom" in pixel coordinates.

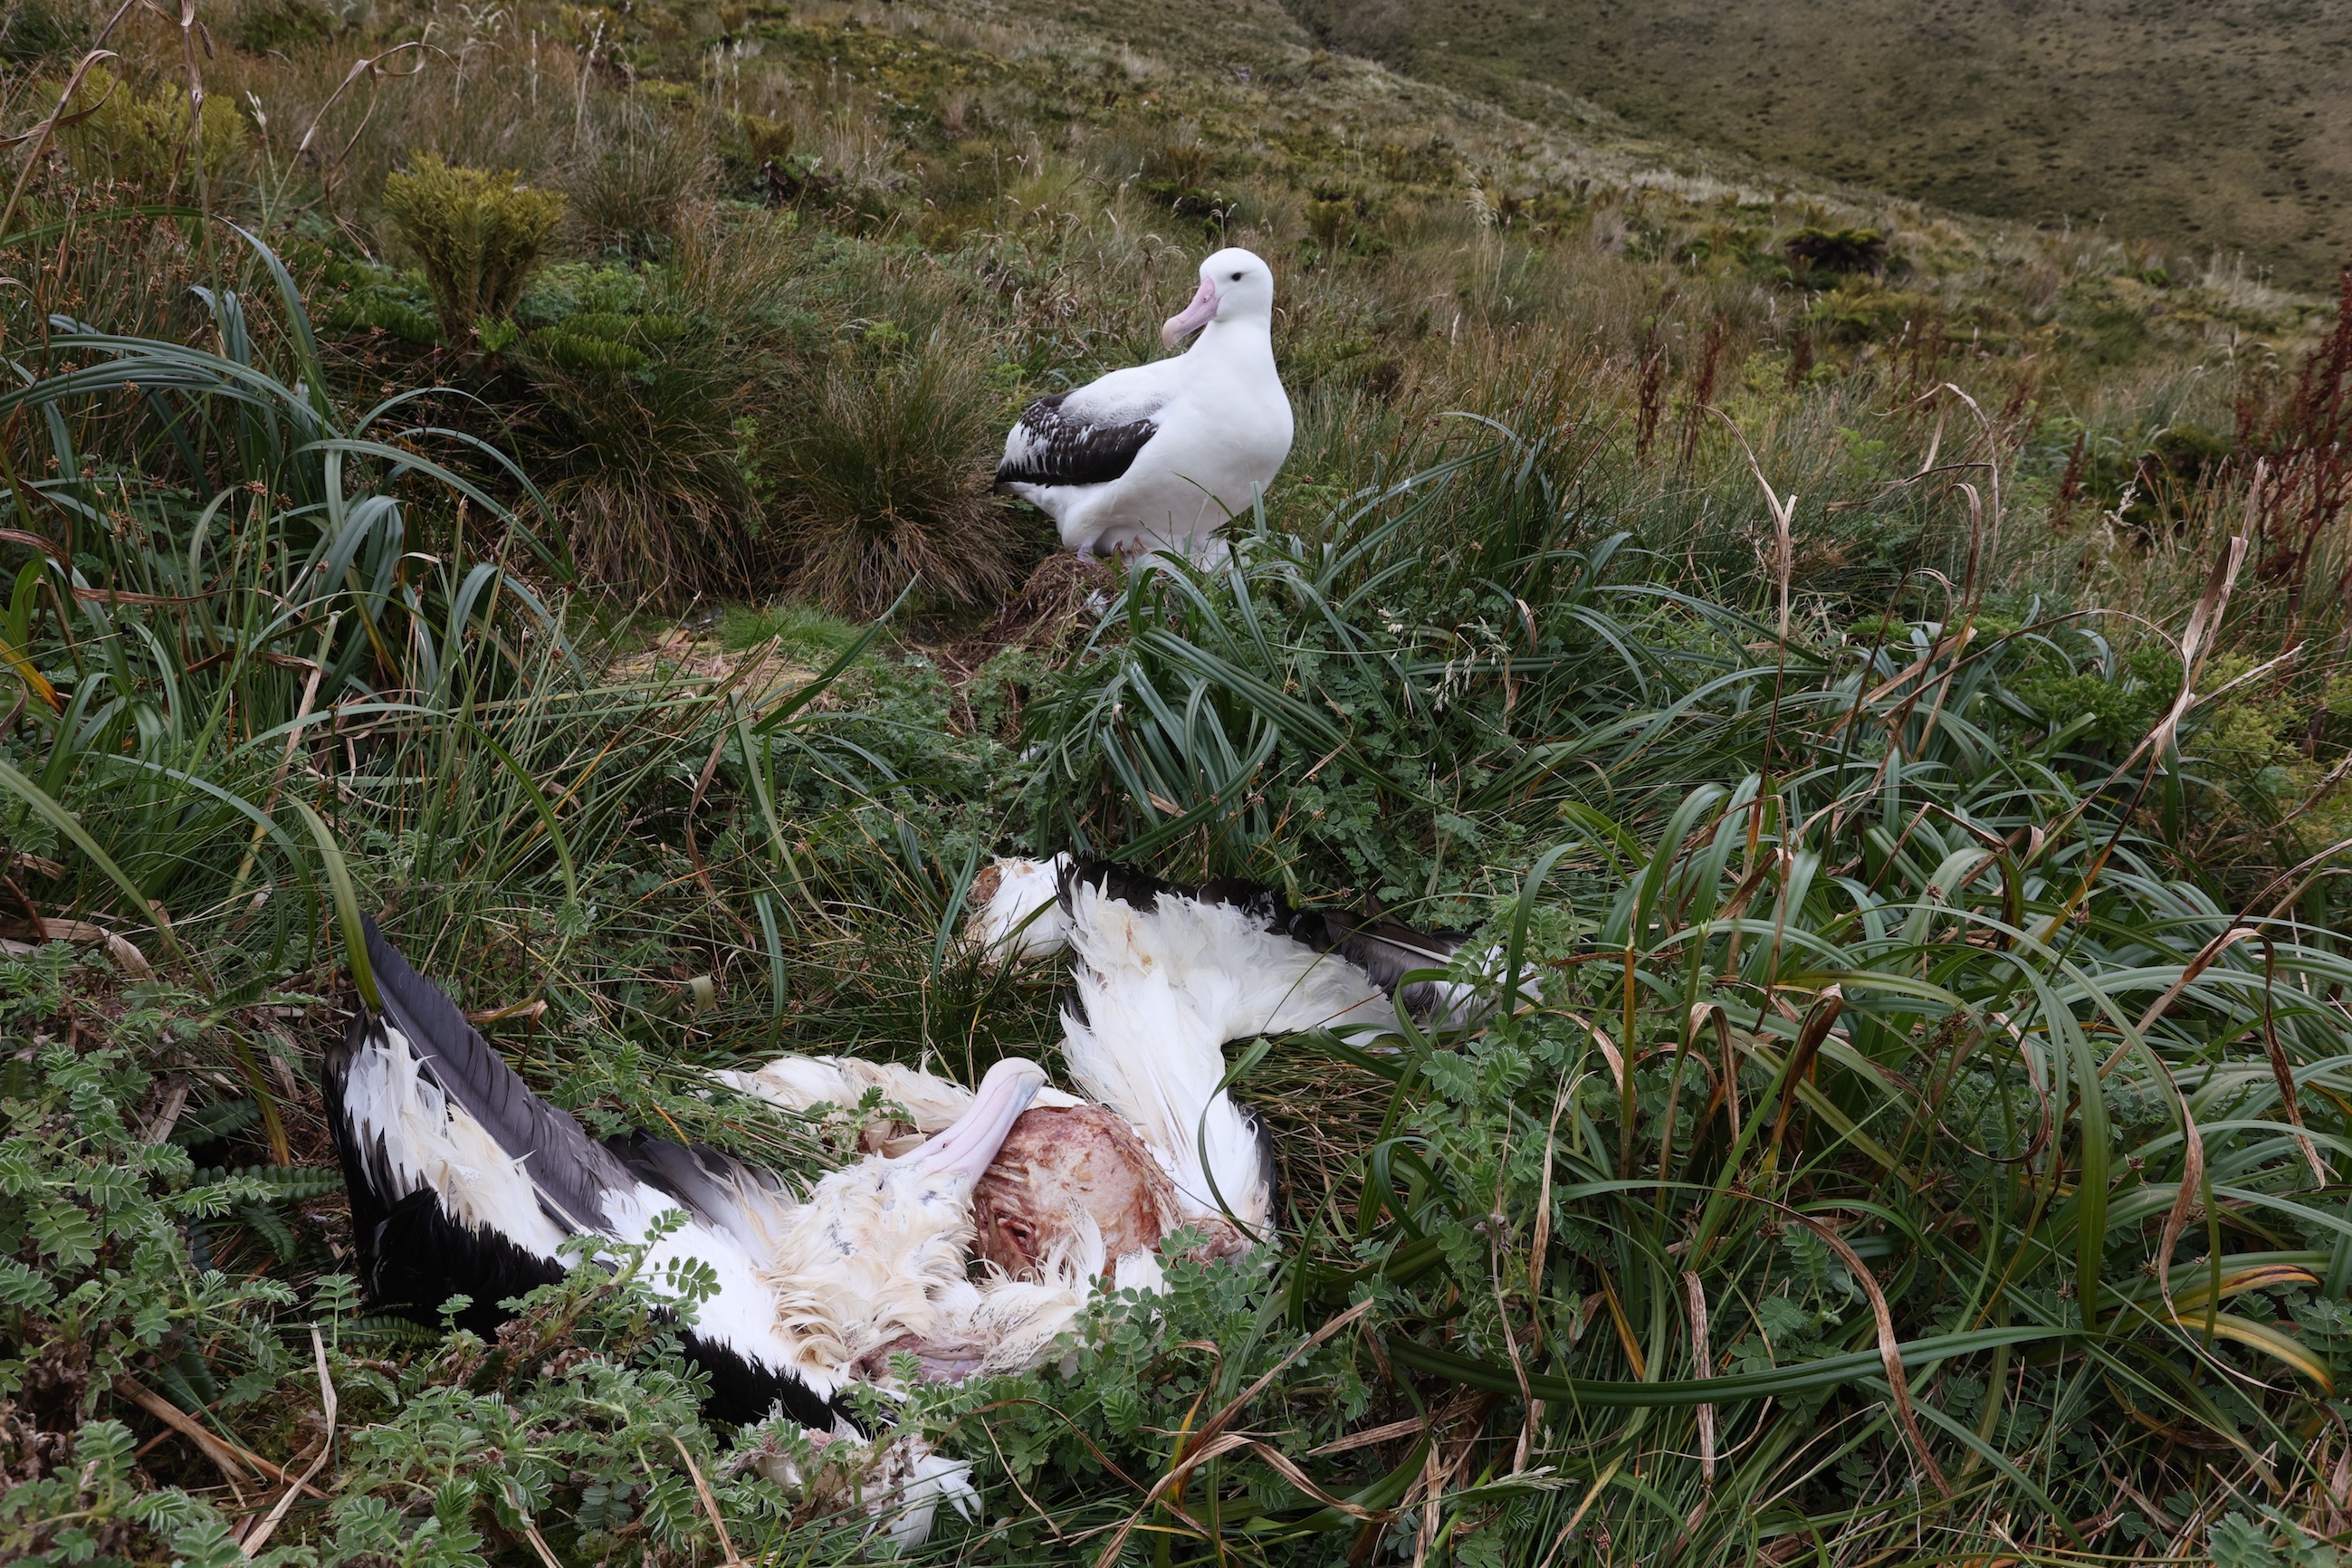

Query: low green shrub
[
  {"left": 0, "top": 951, "right": 311, "bottom": 1567},
  {"left": 382, "top": 156, "right": 566, "bottom": 342},
  {"left": 715, "top": 600, "right": 863, "bottom": 660},
  {"left": 1783, "top": 225, "right": 1889, "bottom": 281},
  {"left": 319, "top": 253, "right": 441, "bottom": 343},
  {"left": 54, "top": 66, "right": 248, "bottom": 195}
]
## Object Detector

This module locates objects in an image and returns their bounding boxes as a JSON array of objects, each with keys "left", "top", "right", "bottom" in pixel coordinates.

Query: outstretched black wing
[
  {"left": 359, "top": 914, "right": 634, "bottom": 1232},
  {"left": 321, "top": 919, "right": 634, "bottom": 1324},
  {"left": 324, "top": 921, "right": 849, "bottom": 1430}
]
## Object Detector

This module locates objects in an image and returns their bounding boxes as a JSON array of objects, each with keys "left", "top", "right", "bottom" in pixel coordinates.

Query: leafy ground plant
[{"left": 382, "top": 155, "right": 565, "bottom": 342}]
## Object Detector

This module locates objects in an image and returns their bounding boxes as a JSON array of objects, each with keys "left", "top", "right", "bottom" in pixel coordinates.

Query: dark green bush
[
  {"left": 1783, "top": 225, "right": 1889, "bottom": 281},
  {"left": 224, "top": 0, "right": 336, "bottom": 54},
  {"left": 320, "top": 254, "right": 442, "bottom": 342}
]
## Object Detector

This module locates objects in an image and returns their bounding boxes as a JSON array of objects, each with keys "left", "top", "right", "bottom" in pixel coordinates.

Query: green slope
[{"left": 1286, "top": 0, "right": 2352, "bottom": 288}]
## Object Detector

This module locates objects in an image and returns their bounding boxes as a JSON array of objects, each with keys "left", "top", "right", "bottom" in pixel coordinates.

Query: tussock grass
[
  {"left": 523, "top": 339, "right": 760, "bottom": 606},
  {"left": 770, "top": 335, "right": 1031, "bottom": 618},
  {"left": 564, "top": 106, "right": 715, "bottom": 259}
]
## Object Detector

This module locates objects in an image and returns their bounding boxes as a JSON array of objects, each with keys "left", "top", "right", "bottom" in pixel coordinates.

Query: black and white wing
[
  {"left": 321, "top": 916, "right": 635, "bottom": 1333},
  {"left": 323, "top": 918, "right": 841, "bottom": 1429},
  {"left": 360, "top": 913, "right": 633, "bottom": 1231},
  {"left": 1276, "top": 907, "right": 1474, "bottom": 1021},
  {"left": 1057, "top": 856, "right": 1477, "bottom": 1020},
  {"left": 601, "top": 1132, "right": 842, "bottom": 1428},
  {"left": 997, "top": 368, "right": 1173, "bottom": 490}
]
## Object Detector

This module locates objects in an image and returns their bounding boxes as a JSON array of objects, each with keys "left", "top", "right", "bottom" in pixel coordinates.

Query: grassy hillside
[
  {"left": 6, "top": 0, "right": 2352, "bottom": 1563},
  {"left": 1289, "top": 0, "right": 2352, "bottom": 291}
]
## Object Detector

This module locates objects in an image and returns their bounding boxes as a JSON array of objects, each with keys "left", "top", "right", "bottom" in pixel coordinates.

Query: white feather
[
  {"left": 747, "top": 1428, "right": 980, "bottom": 1553},
  {"left": 593, "top": 1181, "right": 837, "bottom": 1396},
  {"left": 1407, "top": 942, "right": 1546, "bottom": 1034},
  {"left": 713, "top": 1052, "right": 1082, "bottom": 1137},
  {"left": 1109, "top": 1247, "right": 1166, "bottom": 1296},
  {"left": 1055, "top": 886, "right": 1384, "bottom": 1231},
  {"left": 963, "top": 853, "right": 1073, "bottom": 964},
  {"left": 751, "top": 1156, "right": 987, "bottom": 1388},
  {"left": 961, "top": 1208, "right": 1107, "bottom": 1376},
  {"left": 884, "top": 1447, "right": 981, "bottom": 1552},
  {"left": 713, "top": 1055, "right": 980, "bottom": 1132},
  {"left": 1066, "top": 882, "right": 1391, "bottom": 1041}
]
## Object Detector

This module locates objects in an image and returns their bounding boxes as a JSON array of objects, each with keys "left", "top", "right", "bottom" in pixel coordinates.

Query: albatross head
[{"left": 1162, "top": 247, "right": 1276, "bottom": 349}]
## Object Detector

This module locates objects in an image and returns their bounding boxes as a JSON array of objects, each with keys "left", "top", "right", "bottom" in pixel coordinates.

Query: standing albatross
[{"left": 996, "top": 248, "right": 1293, "bottom": 566}]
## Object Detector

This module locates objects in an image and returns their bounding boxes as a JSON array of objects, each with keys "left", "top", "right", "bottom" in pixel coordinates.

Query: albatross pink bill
[
  {"left": 900, "top": 1057, "right": 1047, "bottom": 1182},
  {"left": 1162, "top": 278, "right": 1220, "bottom": 348}
]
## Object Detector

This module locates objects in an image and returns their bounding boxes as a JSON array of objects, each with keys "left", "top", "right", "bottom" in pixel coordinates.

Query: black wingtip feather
[
  {"left": 686, "top": 1337, "right": 850, "bottom": 1431},
  {"left": 357, "top": 915, "right": 629, "bottom": 1236},
  {"left": 1280, "top": 907, "right": 1468, "bottom": 999}
]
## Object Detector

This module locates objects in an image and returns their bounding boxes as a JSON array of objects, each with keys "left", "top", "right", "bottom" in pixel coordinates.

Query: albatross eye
[{"left": 1229, "top": 271, "right": 1243, "bottom": 281}]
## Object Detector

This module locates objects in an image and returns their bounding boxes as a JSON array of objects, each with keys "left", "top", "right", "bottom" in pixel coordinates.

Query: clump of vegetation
[
  {"left": 223, "top": 0, "right": 336, "bottom": 54},
  {"left": 381, "top": 154, "right": 565, "bottom": 340},
  {"left": 532, "top": 359, "right": 760, "bottom": 604},
  {"left": 0, "top": 0, "right": 84, "bottom": 64},
  {"left": 566, "top": 110, "right": 713, "bottom": 258},
  {"left": 508, "top": 257, "right": 762, "bottom": 604},
  {"left": 318, "top": 252, "right": 439, "bottom": 343},
  {"left": 771, "top": 337, "right": 1028, "bottom": 617},
  {"left": 54, "top": 65, "right": 247, "bottom": 194},
  {"left": 1783, "top": 225, "right": 1889, "bottom": 281}
]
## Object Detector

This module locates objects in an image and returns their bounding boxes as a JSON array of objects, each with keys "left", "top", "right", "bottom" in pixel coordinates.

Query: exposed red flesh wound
[{"left": 972, "top": 1104, "right": 1245, "bottom": 1279}]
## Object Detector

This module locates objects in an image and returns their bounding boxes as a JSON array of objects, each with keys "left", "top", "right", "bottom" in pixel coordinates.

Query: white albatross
[{"left": 996, "top": 247, "right": 1293, "bottom": 566}]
